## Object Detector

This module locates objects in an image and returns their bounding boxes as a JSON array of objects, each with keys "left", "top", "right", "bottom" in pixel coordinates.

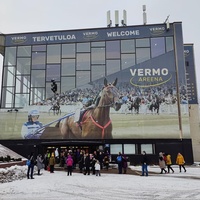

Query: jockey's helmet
[{"left": 28, "top": 109, "right": 40, "bottom": 116}]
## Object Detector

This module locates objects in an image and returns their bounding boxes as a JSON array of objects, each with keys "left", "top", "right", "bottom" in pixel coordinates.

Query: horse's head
[{"left": 99, "top": 78, "right": 121, "bottom": 111}]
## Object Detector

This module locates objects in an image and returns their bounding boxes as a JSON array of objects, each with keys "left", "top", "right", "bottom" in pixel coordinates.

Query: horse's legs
[{"left": 60, "top": 118, "right": 70, "bottom": 139}]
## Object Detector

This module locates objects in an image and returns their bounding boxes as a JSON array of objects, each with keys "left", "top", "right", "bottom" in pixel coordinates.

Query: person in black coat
[
  {"left": 141, "top": 151, "right": 148, "bottom": 176},
  {"left": 27, "top": 152, "right": 35, "bottom": 179},
  {"left": 84, "top": 153, "right": 91, "bottom": 175},
  {"left": 78, "top": 152, "right": 84, "bottom": 173}
]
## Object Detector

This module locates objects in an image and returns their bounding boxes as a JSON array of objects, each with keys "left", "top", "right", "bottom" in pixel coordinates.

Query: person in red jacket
[{"left": 66, "top": 154, "right": 73, "bottom": 176}]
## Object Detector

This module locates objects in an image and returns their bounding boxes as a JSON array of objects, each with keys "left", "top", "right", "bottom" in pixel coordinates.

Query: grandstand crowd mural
[{"left": 0, "top": 54, "right": 190, "bottom": 140}]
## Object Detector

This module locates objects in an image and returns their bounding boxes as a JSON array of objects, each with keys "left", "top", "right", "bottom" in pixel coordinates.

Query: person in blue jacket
[{"left": 21, "top": 109, "right": 44, "bottom": 139}]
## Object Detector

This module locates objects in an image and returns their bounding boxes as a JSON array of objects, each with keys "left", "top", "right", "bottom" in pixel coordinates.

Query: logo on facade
[
  {"left": 129, "top": 67, "right": 172, "bottom": 87},
  {"left": 83, "top": 31, "right": 99, "bottom": 40},
  {"left": 149, "top": 27, "right": 165, "bottom": 36},
  {"left": 11, "top": 36, "right": 27, "bottom": 44},
  {"left": 184, "top": 49, "right": 190, "bottom": 57}
]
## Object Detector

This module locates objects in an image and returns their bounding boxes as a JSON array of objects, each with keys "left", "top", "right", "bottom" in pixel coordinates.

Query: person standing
[
  {"left": 27, "top": 152, "right": 35, "bottom": 179},
  {"left": 49, "top": 153, "right": 56, "bottom": 173},
  {"left": 44, "top": 151, "right": 50, "bottom": 170},
  {"left": 166, "top": 153, "right": 174, "bottom": 173},
  {"left": 78, "top": 152, "right": 84, "bottom": 173},
  {"left": 103, "top": 154, "right": 109, "bottom": 170},
  {"left": 158, "top": 152, "right": 167, "bottom": 174},
  {"left": 37, "top": 154, "right": 44, "bottom": 175},
  {"left": 84, "top": 153, "right": 91, "bottom": 175},
  {"left": 91, "top": 157, "right": 96, "bottom": 175},
  {"left": 141, "top": 151, "right": 148, "bottom": 176},
  {"left": 122, "top": 154, "right": 128, "bottom": 174},
  {"left": 116, "top": 152, "right": 123, "bottom": 174},
  {"left": 176, "top": 153, "right": 186, "bottom": 172},
  {"left": 95, "top": 160, "right": 101, "bottom": 176},
  {"left": 66, "top": 154, "right": 73, "bottom": 176}
]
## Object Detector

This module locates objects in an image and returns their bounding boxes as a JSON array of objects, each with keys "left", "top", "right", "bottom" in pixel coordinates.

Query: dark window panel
[{"left": 106, "top": 41, "right": 120, "bottom": 59}]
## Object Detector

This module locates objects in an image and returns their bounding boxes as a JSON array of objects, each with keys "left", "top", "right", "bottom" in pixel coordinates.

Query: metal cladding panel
[
  {"left": 5, "top": 24, "right": 174, "bottom": 46},
  {"left": 184, "top": 44, "right": 198, "bottom": 104}
]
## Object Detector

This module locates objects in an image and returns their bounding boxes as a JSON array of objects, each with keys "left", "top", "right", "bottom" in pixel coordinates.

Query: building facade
[{"left": 0, "top": 22, "right": 198, "bottom": 164}]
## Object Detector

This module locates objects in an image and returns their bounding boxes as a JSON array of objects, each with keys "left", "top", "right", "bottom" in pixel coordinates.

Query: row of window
[
  {"left": 1, "top": 37, "right": 174, "bottom": 108},
  {"left": 110, "top": 143, "right": 154, "bottom": 155}
]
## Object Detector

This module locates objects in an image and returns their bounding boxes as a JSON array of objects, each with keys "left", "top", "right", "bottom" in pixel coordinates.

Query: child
[{"left": 95, "top": 160, "right": 101, "bottom": 176}]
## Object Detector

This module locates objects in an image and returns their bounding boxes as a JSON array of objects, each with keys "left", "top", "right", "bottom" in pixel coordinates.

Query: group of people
[
  {"left": 158, "top": 152, "right": 187, "bottom": 174},
  {"left": 26, "top": 152, "right": 46, "bottom": 179},
  {"left": 26, "top": 151, "right": 58, "bottom": 179},
  {"left": 141, "top": 151, "right": 187, "bottom": 177},
  {"left": 116, "top": 152, "right": 128, "bottom": 174},
  {"left": 27, "top": 149, "right": 187, "bottom": 179}
]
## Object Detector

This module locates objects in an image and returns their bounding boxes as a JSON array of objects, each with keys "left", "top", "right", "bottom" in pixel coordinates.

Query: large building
[{"left": 0, "top": 21, "right": 199, "bottom": 164}]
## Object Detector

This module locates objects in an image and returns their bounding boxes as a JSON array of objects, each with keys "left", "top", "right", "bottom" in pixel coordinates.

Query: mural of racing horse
[
  {"left": 149, "top": 97, "right": 161, "bottom": 114},
  {"left": 125, "top": 97, "right": 141, "bottom": 114},
  {"left": 59, "top": 78, "right": 121, "bottom": 139},
  {"left": 132, "top": 97, "right": 141, "bottom": 114},
  {"left": 49, "top": 102, "right": 61, "bottom": 115}
]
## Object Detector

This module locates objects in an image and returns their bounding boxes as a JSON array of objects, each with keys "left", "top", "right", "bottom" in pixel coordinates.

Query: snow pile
[{"left": 0, "top": 165, "right": 27, "bottom": 183}]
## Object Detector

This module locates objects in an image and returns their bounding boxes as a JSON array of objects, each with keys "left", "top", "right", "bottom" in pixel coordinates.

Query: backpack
[
  {"left": 117, "top": 156, "right": 122, "bottom": 162},
  {"left": 26, "top": 160, "right": 31, "bottom": 166},
  {"left": 67, "top": 158, "right": 73, "bottom": 166}
]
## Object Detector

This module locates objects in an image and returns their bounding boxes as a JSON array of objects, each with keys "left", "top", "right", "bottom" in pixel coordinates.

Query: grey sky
[{"left": 0, "top": 0, "right": 199, "bottom": 98}]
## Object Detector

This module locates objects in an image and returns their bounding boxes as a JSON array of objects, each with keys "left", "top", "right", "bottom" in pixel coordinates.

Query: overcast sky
[{"left": 0, "top": 0, "right": 199, "bottom": 99}]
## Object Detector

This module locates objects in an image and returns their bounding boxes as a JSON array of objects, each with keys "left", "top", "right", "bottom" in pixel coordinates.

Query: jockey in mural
[{"left": 21, "top": 109, "right": 44, "bottom": 139}]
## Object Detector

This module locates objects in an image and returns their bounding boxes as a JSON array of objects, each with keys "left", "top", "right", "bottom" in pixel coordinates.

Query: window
[
  {"left": 136, "top": 38, "right": 150, "bottom": 47},
  {"left": 4, "top": 47, "right": 16, "bottom": 66},
  {"left": 17, "top": 58, "right": 31, "bottom": 75},
  {"left": 3, "top": 66, "right": 15, "bottom": 86},
  {"left": 166, "top": 37, "right": 174, "bottom": 52},
  {"left": 30, "top": 87, "right": 45, "bottom": 105},
  {"left": 121, "top": 39, "right": 135, "bottom": 53},
  {"left": 91, "top": 65, "right": 105, "bottom": 81},
  {"left": 32, "top": 52, "right": 46, "bottom": 69},
  {"left": 61, "top": 77, "right": 75, "bottom": 92},
  {"left": 62, "top": 43, "right": 75, "bottom": 58},
  {"left": 106, "top": 41, "right": 120, "bottom": 59},
  {"left": 106, "top": 60, "right": 120, "bottom": 76},
  {"left": 121, "top": 54, "right": 135, "bottom": 70},
  {"left": 62, "top": 59, "right": 75, "bottom": 76},
  {"left": 47, "top": 44, "right": 61, "bottom": 63},
  {"left": 16, "top": 75, "right": 30, "bottom": 93},
  {"left": 76, "top": 53, "right": 90, "bottom": 70},
  {"left": 76, "top": 71, "right": 90, "bottom": 87},
  {"left": 141, "top": 144, "right": 154, "bottom": 154},
  {"left": 15, "top": 94, "right": 29, "bottom": 107},
  {"left": 124, "top": 144, "right": 136, "bottom": 154},
  {"left": 46, "top": 64, "right": 61, "bottom": 82},
  {"left": 32, "top": 45, "right": 46, "bottom": 51},
  {"left": 17, "top": 46, "right": 31, "bottom": 57},
  {"left": 136, "top": 48, "right": 150, "bottom": 64},
  {"left": 151, "top": 37, "right": 165, "bottom": 58},
  {"left": 91, "top": 48, "right": 105, "bottom": 64},
  {"left": 1, "top": 88, "right": 14, "bottom": 108},
  {"left": 91, "top": 41, "right": 105, "bottom": 47},
  {"left": 110, "top": 144, "right": 122, "bottom": 154},
  {"left": 77, "top": 43, "right": 90, "bottom": 52},
  {"left": 31, "top": 70, "right": 45, "bottom": 87}
]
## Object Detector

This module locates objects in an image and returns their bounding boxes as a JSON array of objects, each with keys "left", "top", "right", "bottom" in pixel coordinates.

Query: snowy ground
[{"left": 0, "top": 165, "right": 200, "bottom": 200}]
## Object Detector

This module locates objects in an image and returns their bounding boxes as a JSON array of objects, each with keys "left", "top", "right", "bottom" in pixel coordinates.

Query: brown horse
[{"left": 59, "top": 78, "right": 121, "bottom": 139}]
